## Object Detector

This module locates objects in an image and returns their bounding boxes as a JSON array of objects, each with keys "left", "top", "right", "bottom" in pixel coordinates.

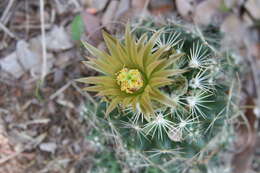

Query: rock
[
  {"left": 0, "top": 38, "right": 55, "bottom": 79},
  {"left": 29, "top": 26, "right": 73, "bottom": 52},
  {"left": 30, "top": 53, "right": 54, "bottom": 77},
  {"left": 45, "top": 26, "right": 73, "bottom": 51},
  {"left": 0, "top": 52, "right": 24, "bottom": 78},
  {"left": 115, "top": 0, "right": 130, "bottom": 20},
  {"left": 176, "top": 0, "right": 196, "bottom": 21},
  {"left": 39, "top": 142, "right": 57, "bottom": 153},
  {"left": 29, "top": 36, "right": 43, "bottom": 54},
  {"left": 91, "top": 0, "right": 108, "bottom": 12},
  {"left": 26, "top": 36, "right": 56, "bottom": 78},
  {"left": 55, "top": 50, "right": 74, "bottom": 68},
  {"left": 220, "top": 14, "right": 245, "bottom": 46},
  {"left": 245, "top": 0, "right": 260, "bottom": 20},
  {"left": 102, "top": 0, "right": 119, "bottom": 31},
  {"left": 16, "top": 40, "right": 41, "bottom": 71},
  {"left": 194, "top": 0, "right": 223, "bottom": 25}
]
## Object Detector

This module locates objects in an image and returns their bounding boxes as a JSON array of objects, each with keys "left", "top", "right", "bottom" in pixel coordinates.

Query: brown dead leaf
[
  {"left": 82, "top": 11, "right": 102, "bottom": 46},
  {"left": 114, "top": 0, "right": 130, "bottom": 21},
  {"left": 150, "top": 0, "right": 174, "bottom": 15},
  {"left": 245, "top": 26, "right": 260, "bottom": 61},
  {"left": 176, "top": 0, "right": 196, "bottom": 21},
  {"left": 132, "top": 0, "right": 150, "bottom": 10},
  {"left": 252, "top": 43, "right": 260, "bottom": 61},
  {"left": 0, "top": 53, "right": 25, "bottom": 79},
  {"left": 221, "top": 14, "right": 246, "bottom": 48},
  {"left": 0, "top": 134, "right": 11, "bottom": 154},
  {"left": 232, "top": 92, "right": 257, "bottom": 173},
  {"left": 194, "top": 0, "right": 224, "bottom": 25},
  {"left": 102, "top": 0, "right": 119, "bottom": 31},
  {"left": 245, "top": 0, "right": 260, "bottom": 20}
]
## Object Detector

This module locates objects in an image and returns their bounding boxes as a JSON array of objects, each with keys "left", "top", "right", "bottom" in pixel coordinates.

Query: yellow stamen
[{"left": 116, "top": 68, "right": 143, "bottom": 94}]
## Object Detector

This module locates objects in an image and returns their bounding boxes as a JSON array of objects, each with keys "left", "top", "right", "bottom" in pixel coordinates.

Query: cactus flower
[{"left": 77, "top": 26, "right": 186, "bottom": 118}]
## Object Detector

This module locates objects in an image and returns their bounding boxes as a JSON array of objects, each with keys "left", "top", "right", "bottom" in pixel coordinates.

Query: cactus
[{"left": 78, "top": 20, "right": 239, "bottom": 173}]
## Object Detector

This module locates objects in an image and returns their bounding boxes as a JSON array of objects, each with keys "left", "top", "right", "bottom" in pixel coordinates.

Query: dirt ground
[{"left": 0, "top": 0, "right": 259, "bottom": 173}]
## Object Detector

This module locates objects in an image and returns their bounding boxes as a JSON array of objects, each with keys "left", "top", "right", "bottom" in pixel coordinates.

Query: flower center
[{"left": 116, "top": 68, "right": 143, "bottom": 94}]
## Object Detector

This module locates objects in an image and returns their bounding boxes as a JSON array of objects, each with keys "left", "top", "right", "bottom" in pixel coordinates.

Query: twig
[
  {"left": 240, "top": 4, "right": 257, "bottom": 23},
  {"left": 71, "top": 81, "right": 97, "bottom": 106},
  {"left": 11, "top": 119, "right": 50, "bottom": 129},
  {"left": 0, "top": 0, "right": 15, "bottom": 24},
  {"left": 11, "top": 24, "right": 53, "bottom": 30},
  {"left": 0, "top": 149, "right": 24, "bottom": 165},
  {"left": 25, "top": 0, "right": 29, "bottom": 37},
  {"left": 0, "top": 133, "right": 46, "bottom": 164},
  {"left": 49, "top": 81, "right": 72, "bottom": 100},
  {"left": 40, "top": 0, "right": 47, "bottom": 83},
  {"left": 0, "top": 22, "right": 18, "bottom": 39}
]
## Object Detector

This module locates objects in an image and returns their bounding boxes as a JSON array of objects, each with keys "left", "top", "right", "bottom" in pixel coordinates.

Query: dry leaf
[
  {"left": 91, "top": 0, "right": 109, "bottom": 12},
  {"left": 232, "top": 91, "right": 257, "bottom": 173},
  {"left": 0, "top": 53, "right": 24, "bottom": 79},
  {"left": 102, "top": 0, "right": 119, "bottom": 31},
  {"left": 82, "top": 11, "right": 102, "bottom": 46},
  {"left": 176, "top": 0, "right": 196, "bottom": 21},
  {"left": 194, "top": 0, "right": 223, "bottom": 25}
]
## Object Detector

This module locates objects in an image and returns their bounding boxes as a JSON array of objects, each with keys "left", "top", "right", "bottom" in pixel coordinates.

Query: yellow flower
[
  {"left": 77, "top": 25, "right": 186, "bottom": 118},
  {"left": 116, "top": 68, "right": 143, "bottom": 94}
]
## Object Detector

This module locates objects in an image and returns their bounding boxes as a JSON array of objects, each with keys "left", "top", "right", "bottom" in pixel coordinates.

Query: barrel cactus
[{"left": 77, "top": 20, "right": 238, "bottom": 173}]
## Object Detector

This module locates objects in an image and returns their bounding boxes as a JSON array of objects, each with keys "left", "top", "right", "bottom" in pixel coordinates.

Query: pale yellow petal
[
  {"left": 150, "top": 89, "right": 176, "bottom": 107},
  {"left": 149, "top": 77, "right": 173, "bottom": 87}
]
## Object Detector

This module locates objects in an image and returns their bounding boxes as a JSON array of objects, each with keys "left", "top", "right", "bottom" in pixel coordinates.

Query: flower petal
[
  {"left": 82, "top": 60, "right": 115, "bottom": 75},
  {"left": 146, "top": 59, "right": 165, "bottom": 77},
  {"left": 116, "top": 42, "right": 135, "bottom": 67},
  {"left": 125, "top": 24, "right": 136, "bottom": 65},
  {"left": 122, "top": 96, "right": 135, "bottom": 108},
  {"left": 102, "top": 31, "right": 125, "bottom": 66},
  {"left": 140, "top": 92, "right": 154, "bottom": 116},
  {"left": 149, "top": 77, "right": 173, "bottom": 87},
  {"left": 156, "top": 52, "right": 185, "bottom": 70},
  {"left": 82, "top": 85, "right": 105, "bottom": 92},
  {"left": 82, "top": 41, "right": 110, "bottom": 60},
  {"left": 150, "top": 88, "right": 176, "bottom": 107},
  {"left": 141, "top": 30, "right": 163, "bottom": 65},
  {"left": 76, "top": 76, "right": 117, "bottom": 87},
  {"left": 146, "top": 46, "right": 168, "bottom": 66},
  {"left": 97, "top": 88, "right": 123, "bottom": 96}
]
